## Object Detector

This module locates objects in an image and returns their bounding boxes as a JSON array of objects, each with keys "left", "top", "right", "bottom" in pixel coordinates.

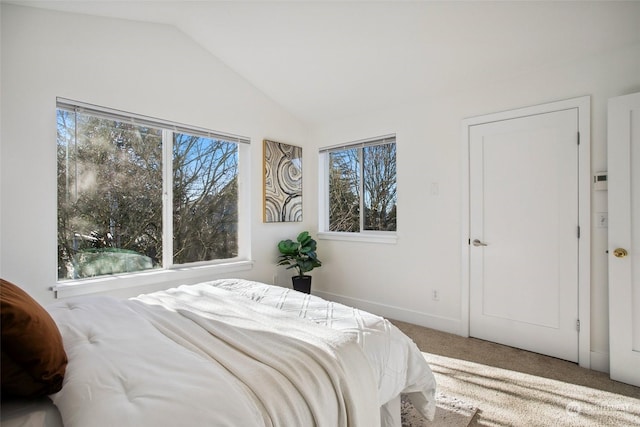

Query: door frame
[{"left": 460, "top": 96, "right": 591, "bottom": 368}]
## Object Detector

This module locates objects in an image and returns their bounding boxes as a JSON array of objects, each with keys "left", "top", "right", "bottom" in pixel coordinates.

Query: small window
[
  {"left": 56, "top": 99, "right": 247, "bottom": 281},
  {"left": 320, "top": 135, "right": 397, "bottom": 236}
]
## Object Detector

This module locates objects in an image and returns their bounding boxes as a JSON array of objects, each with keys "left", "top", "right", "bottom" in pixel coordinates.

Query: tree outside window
[
  {"left": 57, "top": 102, "right": 241, "bottom": 281},
  {"left": 324, "top": 136, "right": 397, "bottom": 233}
]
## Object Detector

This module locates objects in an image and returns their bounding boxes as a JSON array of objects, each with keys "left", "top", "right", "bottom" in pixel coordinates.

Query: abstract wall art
[{"left": 263, "top": 139, "right": 302, "bottom": 222}]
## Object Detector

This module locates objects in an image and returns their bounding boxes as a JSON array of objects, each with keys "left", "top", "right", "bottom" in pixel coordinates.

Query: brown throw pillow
[{"left": 1, "top": 279, "right": 68, "bottom": 398}]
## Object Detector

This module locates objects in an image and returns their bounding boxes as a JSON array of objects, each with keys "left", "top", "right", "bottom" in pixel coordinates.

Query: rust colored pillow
[{"left": 1, "top": 279, "right": 67, "bottom": 398}]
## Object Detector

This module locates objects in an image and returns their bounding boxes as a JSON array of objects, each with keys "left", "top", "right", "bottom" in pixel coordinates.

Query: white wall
[
  {"left": 2, "top": 3, "right": 640, "bottom": 364},
  {"left": 0, "top": 5, "right": 312, "bottom": 304},
  {"left": 309, "top": 43, "right": 640, "bottom": 358}
]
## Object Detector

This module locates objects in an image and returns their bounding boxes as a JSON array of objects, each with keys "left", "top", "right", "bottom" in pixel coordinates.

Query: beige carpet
[
  {"left": 402, "top": 392, "right": 477, "bottom": 427},
  {"left": 393, "top": 320, "right": 640, "bottom": 427}
]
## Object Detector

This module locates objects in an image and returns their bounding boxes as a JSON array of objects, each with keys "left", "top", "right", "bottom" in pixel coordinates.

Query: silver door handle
[{"left": 472, "top": 239, "right": 488, "bottom": 247}]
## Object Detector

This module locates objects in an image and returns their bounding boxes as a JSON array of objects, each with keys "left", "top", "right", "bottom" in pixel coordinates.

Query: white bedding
[
  {"left": 47, "top": 279, "right": 436, "bottom": 427},
  {"left": 207, "top": 278, "right": 436, "bottom": 416}
]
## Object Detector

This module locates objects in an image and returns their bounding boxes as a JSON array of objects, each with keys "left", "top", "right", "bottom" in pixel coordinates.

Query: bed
[{"left": 1, "top": 278, "right": 436, "bottom": 427}]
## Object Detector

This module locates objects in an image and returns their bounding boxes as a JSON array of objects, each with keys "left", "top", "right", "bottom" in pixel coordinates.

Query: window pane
[
  {"left": 328, "top": 148, "right": 360, "bottom": 232},
  {"left": 173, "top": 133, "right": 238, "bottom": 264},
  {"left": 363, "top": 143, "right": 397, "bottom": 231},
  {"left": 57, "top": 110, "right": 163, "bottom": 280}
]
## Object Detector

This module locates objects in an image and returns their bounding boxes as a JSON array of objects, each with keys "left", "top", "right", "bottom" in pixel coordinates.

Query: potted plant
[{"left": 277, "top": 231, "right": 322, "bottom": 294}]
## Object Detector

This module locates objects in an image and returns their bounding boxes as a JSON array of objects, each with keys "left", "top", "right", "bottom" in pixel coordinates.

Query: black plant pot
[{"left": 292, "top": 275, "right": 312, "bottom": 294}]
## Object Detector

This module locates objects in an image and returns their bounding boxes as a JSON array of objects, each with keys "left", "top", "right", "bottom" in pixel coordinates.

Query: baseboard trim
[
  {"left": 313, "top": 290, "right": 463, "bottom": 336},
  {"left": 590, "top": 351, "right": 610, "bottom": 373}
]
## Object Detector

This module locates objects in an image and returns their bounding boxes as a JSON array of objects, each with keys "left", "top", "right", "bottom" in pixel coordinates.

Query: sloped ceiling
[{"left": 6, "top": 1, "right": 640, "bottom": 125}]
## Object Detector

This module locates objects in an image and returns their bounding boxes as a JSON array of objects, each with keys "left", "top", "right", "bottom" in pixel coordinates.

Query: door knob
[
  {"left": 613, "top": 248, "right": 628, "bottom": 258},
  {"left": 472, "top": 239, "right": 488, "bottom": 247}
]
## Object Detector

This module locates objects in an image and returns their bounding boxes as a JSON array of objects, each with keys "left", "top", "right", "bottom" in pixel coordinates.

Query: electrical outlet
[{"left": 432, "top": 290, "right": 439, "bottom": 301}]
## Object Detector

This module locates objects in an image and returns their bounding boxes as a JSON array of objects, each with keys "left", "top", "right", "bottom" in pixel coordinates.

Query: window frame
[
  {"left": 318, "top": 134, "right": 397, "bottom": 244},
  {"left": 53, "top": 98, "right": 252, "bottom": 298}
]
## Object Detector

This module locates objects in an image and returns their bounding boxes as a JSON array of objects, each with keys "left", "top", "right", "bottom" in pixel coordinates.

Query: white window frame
[
  {"left": 318, "top": 134, "right": 397, "bottom": 244},
  {"left": 53, "top": 98, "right": 253, "bottom": 298}
]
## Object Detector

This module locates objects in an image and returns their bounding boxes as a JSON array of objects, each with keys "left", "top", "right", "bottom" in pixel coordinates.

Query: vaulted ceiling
[{"left": 6, "top": 1, "right": 640, "bottom": 125}]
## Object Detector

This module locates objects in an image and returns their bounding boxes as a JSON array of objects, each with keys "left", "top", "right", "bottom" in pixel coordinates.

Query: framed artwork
[{"left": 263, "top": 139, "right": 302, "bottom": 222}]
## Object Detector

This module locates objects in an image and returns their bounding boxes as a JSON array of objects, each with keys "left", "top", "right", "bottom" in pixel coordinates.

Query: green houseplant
[{"left": 277, "top": 231, "right": 322, "bottom": 294}]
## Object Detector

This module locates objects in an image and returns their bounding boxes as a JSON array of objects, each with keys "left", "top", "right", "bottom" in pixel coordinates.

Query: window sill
[
  {"left": 317, "top": 231, "right": 397, "bottom": 244},
  {"left": 52, "top": 260, "right": 254, "bottom": 299}
]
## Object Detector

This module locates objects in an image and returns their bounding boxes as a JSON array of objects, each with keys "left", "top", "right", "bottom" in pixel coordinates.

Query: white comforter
[
  {"left": 208, "top": 279, "right": 436, "bottom": 417},
  {"left": 48, "top": 280, "right": 436, "bottom": 426}
]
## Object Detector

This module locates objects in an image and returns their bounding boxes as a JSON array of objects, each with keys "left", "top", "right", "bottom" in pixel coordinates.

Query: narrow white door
[
  {"left": 608, "top": 92, "right": 640, "bottom": 387},
  {"left": 469, "top": 108, "right": 580, "bottom": 362}
]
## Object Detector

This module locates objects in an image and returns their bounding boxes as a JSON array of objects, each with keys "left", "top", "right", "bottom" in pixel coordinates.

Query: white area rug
[{"left": 401, "top": 392, "right": 477, "bottom": 427}]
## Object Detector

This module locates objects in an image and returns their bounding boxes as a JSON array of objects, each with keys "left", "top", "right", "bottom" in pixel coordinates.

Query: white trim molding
[
  {"left": 53, "top": 260, "right": 253, "bottom": 298},
  {"left": 590, "top": 351, "right": 610, "bottom": 374}
]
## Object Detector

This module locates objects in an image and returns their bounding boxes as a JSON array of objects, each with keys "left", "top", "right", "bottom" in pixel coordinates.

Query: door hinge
[
  {"left": 576, "top": 319, "right": 581, "bottom": 332},
  {"left": 577, "top": 132, "right": 581, "bottom": 145},
  {"left": 577, "top": 226, "right": 581, "bottom": 238}
]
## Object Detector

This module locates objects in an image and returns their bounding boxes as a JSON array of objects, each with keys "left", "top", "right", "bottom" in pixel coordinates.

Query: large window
[
  {"left": 320, "top": 135, "right": 397, "bottom": 237},
  {"left": 56, "top": 99, "right": 248, "bottom": 281}
]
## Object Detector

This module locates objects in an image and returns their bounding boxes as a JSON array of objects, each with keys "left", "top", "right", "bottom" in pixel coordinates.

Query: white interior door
[
  {"left": 608, "top": 92, "right": 640, "bottom": 387},
  {"left": 468, "top": 107, "right": 580, "bottom": 362}
]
